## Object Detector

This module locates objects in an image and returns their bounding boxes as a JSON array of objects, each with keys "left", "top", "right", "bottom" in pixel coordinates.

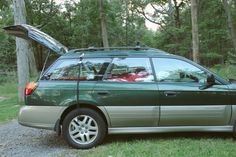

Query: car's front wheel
[{"left": 62, "top": 108, "right": 106, "bottom": 149}]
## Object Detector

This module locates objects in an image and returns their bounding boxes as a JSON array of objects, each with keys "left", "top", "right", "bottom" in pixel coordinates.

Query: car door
[
  {"left": 93, "top": 57, "right": 159, "bottom": 127},
  {"left": 152, "top": 57, "right": 231, "bottom": 126},
  {"left": 77, "top": 58, "right": 112, "bottom": 105}
]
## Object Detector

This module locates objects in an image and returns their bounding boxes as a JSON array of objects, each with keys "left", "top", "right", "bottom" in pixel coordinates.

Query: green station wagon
[{"left": 4, "top": 24, "right": 236, "bottom": 149}]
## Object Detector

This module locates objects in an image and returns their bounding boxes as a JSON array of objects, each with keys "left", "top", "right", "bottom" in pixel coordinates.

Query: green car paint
[{"left": 21, "top": 49, "right": 236, "bottom": 130}]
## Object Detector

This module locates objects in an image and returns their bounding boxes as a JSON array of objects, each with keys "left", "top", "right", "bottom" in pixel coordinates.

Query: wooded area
[{"left": 1, "top": 0, "right": 236, "bottom": 101}]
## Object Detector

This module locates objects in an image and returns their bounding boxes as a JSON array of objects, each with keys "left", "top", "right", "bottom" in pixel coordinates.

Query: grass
[
  {"left": 60, "top": 133, "right": 236, "bottom": 157},
  {"left": 0, "top": 80, "right": 20, "bottom": 122}
]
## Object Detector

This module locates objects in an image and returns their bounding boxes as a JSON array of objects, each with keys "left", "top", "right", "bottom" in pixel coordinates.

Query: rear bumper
[{"left": 18, "top": 106, "right": 67, "bottom": 130}]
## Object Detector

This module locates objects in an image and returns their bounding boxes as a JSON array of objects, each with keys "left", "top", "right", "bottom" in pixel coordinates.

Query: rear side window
[
  {"left": 104, "top": 58, "right": 154, "bottom": 82},
  {"left": 41, "top": 58, "right": 111, "bottom": 81}
]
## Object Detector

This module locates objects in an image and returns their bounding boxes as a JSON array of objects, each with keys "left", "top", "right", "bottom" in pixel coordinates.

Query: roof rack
[{"left": 73, "top": 46, "right": 150, "bottom": 53}]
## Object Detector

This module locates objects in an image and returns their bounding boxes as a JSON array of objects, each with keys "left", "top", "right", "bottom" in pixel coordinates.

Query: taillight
[{"left": 24, "top": 82, "right": 37, "bottom": 95}]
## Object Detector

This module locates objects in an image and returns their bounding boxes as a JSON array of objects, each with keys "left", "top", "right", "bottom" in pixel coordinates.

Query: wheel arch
[{"left": 59, "top": 103, "right": 110, "bottom": 128}]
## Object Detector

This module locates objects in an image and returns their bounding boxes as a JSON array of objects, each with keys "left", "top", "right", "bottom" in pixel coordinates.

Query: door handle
[
  {"left": 164, "top": 91, "right": 177, "bottom": 97},
  {"left": 97, "top": 91, "right": 110, "bottom": 96}
]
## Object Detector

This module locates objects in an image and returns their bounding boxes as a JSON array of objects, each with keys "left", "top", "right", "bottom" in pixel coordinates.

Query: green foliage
[
  {"left": 198, "top": 0, "right": 231, "bottom": 63},
  {"left": 227, "top": 52, "right": 236, "bottom": 64},
  {"left": 23, "top": 0, "right": 154, "bottom": 49},
  {"left": 200, "top": 53, "right": 223, "bottom": 67},
  {"left": 211, "top": 64, "right": 236, "bottom": 80},
  {"left": 0, "top": 5, "right": 15, "bottom": 70},
  {"left": 154, "top": 25, "right": 192, "bottom": 57},
  {"left": 152, "top": 3, "right": 192, "bottom": 57},
  {"left": 153, "top": 0, "right": 234, "bottom": 66},
  {"left": 0, "top": 0, "right": 10, "bottom": 9},
  {"left": 1, "top": 0, "right": 236, "bottom": 70}
]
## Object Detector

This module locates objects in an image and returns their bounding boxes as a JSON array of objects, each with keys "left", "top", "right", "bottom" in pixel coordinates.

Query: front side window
[
  {"left": 152, "top": 58, "right": 207, "bottom": 83},
  {"left": 104, "top": 58, "right": 154, "bottom": 82},
  {"left": 42, "top": 58, "right": 111, "bottom": 81}
]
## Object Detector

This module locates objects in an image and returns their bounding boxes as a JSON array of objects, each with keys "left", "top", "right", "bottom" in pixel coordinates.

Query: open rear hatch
[{"left": 3, "top": 24, "right": 68, "bottom": 55}]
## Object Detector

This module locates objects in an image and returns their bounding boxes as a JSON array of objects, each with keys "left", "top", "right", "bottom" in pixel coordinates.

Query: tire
[{"left": 62, "top": 108, "right": 106, "bottom": 149}]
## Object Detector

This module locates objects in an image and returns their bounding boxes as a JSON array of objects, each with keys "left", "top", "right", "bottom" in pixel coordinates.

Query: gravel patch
[{"left": 0, "top": 120, "right": 70, "bottom": 157}]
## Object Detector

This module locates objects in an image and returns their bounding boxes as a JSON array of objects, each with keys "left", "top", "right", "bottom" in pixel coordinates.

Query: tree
[
  {"left": 98, "top": 0, "right": 109, "bottom": 47},
  {"left": 14, "top": 1, "right": 37, "bottom": 77},
  {"left": 12, "top": 0, "right": 30, "bottom": 101},
  {"left": 28, "top": 43, "right": 38, "bottom": 76},
  {"left": 191, "top": 0, "right": 199, "bottom": 63},
  {"left": 25, "top": 0, "right": 59, "bottom": 70},
  {"left": 0, "top": 0, "right": 9, "bottom": 9},
  {"left": 223, "top": 0, "right": 236, "bottom": 54},
  {"left": 0, "top": 2, "right": 15, "bottom": 71}
]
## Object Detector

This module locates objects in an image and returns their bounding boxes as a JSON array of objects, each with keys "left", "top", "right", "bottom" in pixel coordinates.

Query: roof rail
[{"left": 73, "top": 46, "right": 149, "bottom": 53}]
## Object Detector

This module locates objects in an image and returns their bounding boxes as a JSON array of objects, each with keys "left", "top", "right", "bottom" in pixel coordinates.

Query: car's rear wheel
[{"left": 62, "top": 108, "right": 106, "bottom": 149}]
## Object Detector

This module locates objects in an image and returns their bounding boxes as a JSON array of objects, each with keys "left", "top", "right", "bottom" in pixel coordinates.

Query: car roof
[{"left": 60, "top": 47, "right": 176, "bottom": 59}]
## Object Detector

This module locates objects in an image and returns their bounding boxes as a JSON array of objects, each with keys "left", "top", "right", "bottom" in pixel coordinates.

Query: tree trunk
[
  {"left": 191, "top": 0, "right": 200, "bottom": 63},
  {"left": 12, "top": 0, "right": 30, "bottom": 102},
  {"left": 36, "top": 45, "right": 44, "bottom": 71},
  {"left": 223, "top": 0, "right": 236, "bottom": 54},
  {"left": 173, "top": 0, "right": 181, "bottom": 28},
  {"left": 28, "top": 43, "right": 38, "bottom": 77},
  {"left": 98, "top": 0, "right": 109, "bottom": 48},
  {"left": 168, "top": 0, "right": 174, "bottom": 26}
]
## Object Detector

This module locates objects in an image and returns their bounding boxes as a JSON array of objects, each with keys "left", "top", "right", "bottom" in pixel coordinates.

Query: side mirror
[
  {"left": 199, "top": 74, "right": 215, "bottom": 90},
  {"left": 207, "top": 74, "right": 215, "bottom": 85}
]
